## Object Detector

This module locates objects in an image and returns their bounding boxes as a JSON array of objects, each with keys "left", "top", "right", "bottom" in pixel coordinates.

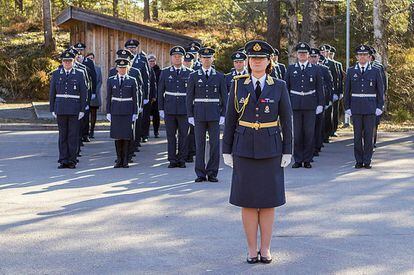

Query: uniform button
[
  {"left": 301, "top": 80, "right": 304, "bottom": 82},
  {"left": 255, "top": 108, "right": 259, "bottom": 111},
  {"left": 256, "top": 114, "right": 259, "bottom": 117}
]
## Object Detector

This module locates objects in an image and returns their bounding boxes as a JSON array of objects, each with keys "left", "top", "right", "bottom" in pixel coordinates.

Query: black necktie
[
  {"left": 361, "top": 67, "right": 365, "bottom": 74},
  {"left": 66, "top": 71, "right": 70, "bottom": 77},
  {"left": 255, "top": 80, "right": 261, "bottom": 100},
  {"left": 301, "top": 64, "right": 305, "bottom": 71},
  {"left": 205, "top": 70, "right": 209, "bottom": 79},
  {"left": 120, "top": 76, "right": 124, "bottom": 86},
  {"left": 176, "top": 68, "right": 180, "bottom": 76}
]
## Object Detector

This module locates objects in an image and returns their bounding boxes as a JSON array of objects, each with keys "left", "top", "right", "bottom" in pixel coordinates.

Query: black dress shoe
[
  {"left": 83, "top": 137, "right": 90, "bottom": 142},
  {"left": 331, "top": 133, "right": 338, "bottom": 137},
  {"left": 178, "top": 162, "right": 186, "bottom": 168},
  {"left": 364, "top": 164, "right": 372, "bottom": 169},
  {"left": 304, "top": 162, "right": 312, "bottom": 168},
  {"left": 154, "top": 133, "right": 159, "bottom": 138},
  {"left": 207, "top": 176, "right": 218, "bottom": 182},
  {"left": 67, "top": 163, "right": 76, "bottom": 169},
  {"left": 313, "top": 151, "right": 319, "bottom": 157},
  {"left": 168, "top": 163, "right": 178, "bottom": 168},
  {"left": 258, "top": 252, "right": 272, "bottom": 264},
  {"left": 142, "top": 137, "right": 148, "bottom": 143},
  {"left": 89, "top": 132, "right": 95, "bottom": 139},
  {"left": 323, "top": 139, "right": 330, "bottom": 143},
  {"left": 114, "top": 162, "right": 122, "bottom": 168},
  {"left": 185, "top": 157, "right": 194, "bottom": 163},
  {"left": 355, "top": 163, "right": 364, "bottom": 169},
  {"left": 58, "top": 163, "right": 67, "bottom": 169},
  {"left": 246, "top": 253, "right": 259, "bottom": 264},
  {"left": 122, "top": 163, "right": 129, "bottom": 168},
  {"left": 195, "top": 177, "right": 207, "bottom": 182},
  {"left": 292, "top": 162, "right": 302, "bottom": 168}
]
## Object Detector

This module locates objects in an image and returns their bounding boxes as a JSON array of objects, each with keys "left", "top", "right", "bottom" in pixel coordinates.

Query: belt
[
  {"left": 194, "top": 98, "right": 220, "bottom": 103},
  {"left": 56, "top": 94, "right": 80, "bottom": 99},
  {"left": 239, "top": 120, "right": 279, "bottom": 130},
  {"left": 165, "top": 91, "right": 186, "bottom": 96},
  {"left": 290, "top": 90, "right": 316, "bottom": 96},
  {"left": 352, "top": 94, "right": 376, "bottom": 98},
  {"left": 112, "top": 97, "right": 133, "bottom": 101}
]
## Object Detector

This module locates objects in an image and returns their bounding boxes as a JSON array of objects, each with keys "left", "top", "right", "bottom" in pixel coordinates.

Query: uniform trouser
[
  {"left": 141, "top": 103, "right": 152, "bottom": 138},
  {"left": 134, "top": 112, "right": 143, "bottom": 148},
  {"left": 352, "top": 114, "right": 376, "bottom": 165},
  {"left": 194, "top": 121, "right": 220, "bottom": 178},
  {"left": 115, "top": 139, "right": 130, "bottom": 165},
  {"left": 150, "top": 100, "right": 160, "bottom": 135},
  {"left": 57, "top": 115, "right": 80, "bottom": 165},
  {"left": 324, "top": 105, "right": 333, "bottom": 140},
  {"left": 314, "top": 111, "right": 325, "bottom": 151},
  {"left": 293, "top": 110, "right": 316, "bottom": 163},
  {"left": 185, "top": 125, "right": 196, "bottom": 158},
  {"left": 81, "top": 109, "right": 90, "bottom": 138},
  {"left": 128, "top": 120, "right": 137, "bottom": 157},
  {"left": 374, "top": 114, "right": 382, "bottom": 145},
  {"left": 165, "top": 114, "right": 189, "bottom": 165},
  {"left": 332, "top": 99, "right": 340, "bottom": 134}
]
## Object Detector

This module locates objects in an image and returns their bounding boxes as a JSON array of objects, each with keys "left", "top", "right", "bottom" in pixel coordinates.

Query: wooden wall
[{"left": 69, "top": 22, "right": 175, "bottom": 112}]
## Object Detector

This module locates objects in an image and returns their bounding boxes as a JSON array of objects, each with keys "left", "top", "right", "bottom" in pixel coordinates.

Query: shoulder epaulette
[{"left": 233, "top": 74, "right": 250, "bottom": 80}]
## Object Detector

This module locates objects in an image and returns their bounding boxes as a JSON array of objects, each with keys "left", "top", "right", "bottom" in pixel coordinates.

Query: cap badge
[{"left": 253, "top": 43, "right": 261, "bottom": 52}]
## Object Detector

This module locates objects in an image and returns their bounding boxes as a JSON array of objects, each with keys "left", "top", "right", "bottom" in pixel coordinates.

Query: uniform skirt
[
  {"left": 229, "top": 155, "right": 286, "bottom": 208},
  {"left": 110, "top": 115, "right": 133, "bottom": 140}
]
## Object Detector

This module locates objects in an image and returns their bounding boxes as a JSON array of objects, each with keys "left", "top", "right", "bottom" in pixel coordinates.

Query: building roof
[{"left": 56, "top": 6, "right": 199, "bottom": 46}]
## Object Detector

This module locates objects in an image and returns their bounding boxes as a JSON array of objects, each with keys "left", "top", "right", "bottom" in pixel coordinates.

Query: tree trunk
[
  {"left": 373, "top": 0, "right": 387, "bottom": 68},
  {"left": 301, "top": 0, "right": 319, "bottom": 47},
  {"left": 152, "top": 0, "right": 159, "bottom": 21},
  {"left": 42, "top": 0, "right": 55, "bottom": 52},
  {"left": 285, "top": 0, "right": 299, "bottom": 64},
  {"left": 267, "top": 0, "right": 281, "bottom": 50},
  {"left": 144, "top": 0, "right": 151, "bottom": 22},
  {"left": 113, "top": 0, "right": 118, "bottom": 17},
  {"left": 15, "top": 0, "right": 23, "bottom": 12},
  {"left": 408, "top": 1, "right": 414, "bottom": 34}
]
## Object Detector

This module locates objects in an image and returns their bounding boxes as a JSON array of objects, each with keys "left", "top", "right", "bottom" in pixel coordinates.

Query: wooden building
[{"left": 56, "top": 6, "right": 199, "bottom": 111}]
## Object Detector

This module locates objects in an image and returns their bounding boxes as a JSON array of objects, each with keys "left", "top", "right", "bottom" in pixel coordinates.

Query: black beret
[
  {"left": 295, "top": 42, "right": 311, "bottom": 53},
  {"left": 184, "top": 52, "right": 195, "bottom": 62},
  {"left": 244, "top": 40, "right": 273, "bottom": 57},
  {"left": 310, "top": 48, "right": 320, "bottom": 56},
  {"left": 170, "top": 46, "right": 186, "bottom": 56},
  {"left": 355, "top": 44, "right": 372, "bottom": 54},
  {"left": 231, "top": 51, "right": 247, "bottom": 61},
  {"left": 115, "top": 58, "right": 130, "bottom": 67},
  {"left": 198, "top": 47, "right": 215, "bottom": 57},
  {"left": 125, "top": 39, "right": 140, "bottom": 48},
  {"left": 73, "top": 42, "right": 86, "bottom": 50},
  {"left": 116, "top": 49, "right": 134, "bottom": 60},
  {"left": 60, "top": 50, "right": 76, "bottom": 60}
]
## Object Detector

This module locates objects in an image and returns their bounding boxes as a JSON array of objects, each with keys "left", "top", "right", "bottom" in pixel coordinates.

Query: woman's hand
[
  {"left": 223, "top": 154, "right": 233, "bottom": 168},
  {"left": 280, "top": 154, "right": 292, "bottom": 168}
]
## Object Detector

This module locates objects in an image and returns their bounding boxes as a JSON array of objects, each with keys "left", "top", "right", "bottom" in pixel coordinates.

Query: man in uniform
[
  {"left": 344, "top": 45, "right": 384, "bottom": 169},
  {"left": 225, "top": 51, "right": 248, "bottom": 93},
  {"left": 73, "top": 42, "right": 97, "bottom": 143},
  {"left": 188, "top": 41, "right": 202, "bottom": 71},
  {"left": 50, "top": 50, "right": 87, "bottom": 169},
  {"left": 158, "top": 46, "right": 193, "bottom": 168},
  {"left": 183, "top": 52, "right": 195, "bottom": 69},
  {"left": 328, "top": 45, "right": 344, "bottom": 137},
  {"left": 186, "top": 47, "right": 227, "bottom": 182},
  {"left": 270, "top": 49, "right": 286, "bottom": 80},
  {"left": 148, "top": 54, "right": 161, "bottom": 138},
  {"left": 183, "top": 51, "right": 197, "bottom": 162},
  {"left": 285, "top": 42, "right": 324, "bottom": 168}
]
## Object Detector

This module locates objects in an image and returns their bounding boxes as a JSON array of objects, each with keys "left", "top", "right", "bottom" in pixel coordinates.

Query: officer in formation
[
  {"left": 270, "top": 49, "right": 287, "bottom": 79},
  {"left": 225, "top": 51, "right": 248, "bottom": 92},
  {"left": 188, "top": 41, "right": 202, "bottom": 71},
  {"left": 186, "top": 47, "right": 227, "bottom": 182},
  {"left": 370, "top": 46, "right": 388, "bottom": 148},
  {"left": 147, "top": 54, "right": 161, "bottom": 138},
  {"left": 285, "top": 42, "right": 324, "bottom": 169},
  {"left": 73, "top": 42, "right": 97, "bottom": 144},
  {"left": 183, "top": 52, "right": 195, "bottom": 69},
  {"left": 328, "top": 45, "right": 344, "bottom": 137},
  {"left": 344, "top": 45, "right": 384, "bottom": 169},
  {"left": 49, "top": 50, "right": 87, "bottom": 169},
  {"left": 106, "top": 57, "right": 139, "bottom": 168},
  {"left": 158, "top": 46, "right": 193, "bottom": 168},
  {"left": 222, "top": 40, "right": 293, "bottom": 264}
]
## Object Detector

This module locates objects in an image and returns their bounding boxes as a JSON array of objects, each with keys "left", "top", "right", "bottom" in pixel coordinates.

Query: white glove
[
  {"left": 316, "top": 105, "right": 323, "bottom": 115},
  {"left": 143, "top": 99, "right": 149, "bottom": 105},
  {"left": 333, "top": 94, "right": 339, "bottom": 102},
  {"left": 51, "top": 112, "right": 57, "bottom": 118},
  {"left": 138, "top": 108, "right": 143, "bottom": 114},
  {"left": 340, "top": 94, "right": 344, "bottom": 99},
  {"left": 106, "top": 113, "right": 111, "bottom": 122},
  {"left": 132, "top": 114, "right": 138, "bottom": 121},
  {"left": 188, "top": 117, "right": 195, "bottom": 126},
  {"left": 159, "top": 110, "right": 165, "bottom": 119},
  {"left": 78, "top": 112, "right": 85, "bottom": 120},
  {"left": 280, "top": 154, "right": 292, "bottom": 168},
  {"left": 91, "top": 94, "right": 96, "bottom": 100},
  {"left": 85, "top": 105, "right": 89, "bottom": 111},
  {"left": 375, "top": 108, "right": 383, "bottom": 116},
  {"left": 219, "top": 116, "right": 225, "bottom": 125},
  {"left": 223, "top": 154, "right": 233, "bottom": 168},
  {"left": 345, "top": 109, "right": 352, "bottom": 116}
]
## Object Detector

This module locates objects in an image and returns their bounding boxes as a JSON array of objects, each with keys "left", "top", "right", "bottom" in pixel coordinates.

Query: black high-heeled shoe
[
  {"left": 246, "top": 252, "right": 259, "bottom": 264},
  {"left": 258, "top": 251, "right": 272, "bottom": 264}
]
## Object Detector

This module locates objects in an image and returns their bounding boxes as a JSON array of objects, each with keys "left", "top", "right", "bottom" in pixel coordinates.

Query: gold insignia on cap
[
  {"left": 65, "top": 53, "right": 70, "bottom": 57},
  {"left": 204, "top": 49, "right": 209, "bottom": 54},
  {"left": 253, "top": 43, "right": 261, "bottom": 52}
]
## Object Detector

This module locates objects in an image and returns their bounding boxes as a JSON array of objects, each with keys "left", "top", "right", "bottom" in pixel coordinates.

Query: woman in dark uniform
[
  {"left": 222, "top": 40, "right": 293, "bottom": 264},
  {"left": 106, "top": 58, "right": 138, "bottom": 168}
]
